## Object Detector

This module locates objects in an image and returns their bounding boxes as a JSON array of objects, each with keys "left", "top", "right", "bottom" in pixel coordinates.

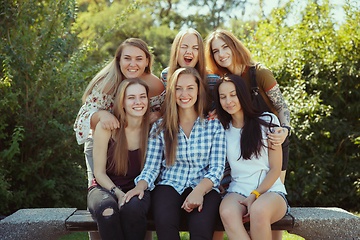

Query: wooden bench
[
  {"left": 65, "top": 209, "right": 295, "bottom": 232},
  {"left": 1, "top": 207, "right": 359, "bottom": 239}
]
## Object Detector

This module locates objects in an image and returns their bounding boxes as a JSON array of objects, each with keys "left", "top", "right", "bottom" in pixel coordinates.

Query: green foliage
[
  {"left": 238, "top": 0, "right": 360, "bottom": 210},
  {"left": 0, "top": 0, "right": 101, "bottom": 215},
  {"left": 1, "top": 0, "right": 359, "bottom": 217}
]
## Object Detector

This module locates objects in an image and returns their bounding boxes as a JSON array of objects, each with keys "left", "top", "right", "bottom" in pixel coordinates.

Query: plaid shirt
[{"left": 135, "top": 117, "right": 226, "bottom": 194}]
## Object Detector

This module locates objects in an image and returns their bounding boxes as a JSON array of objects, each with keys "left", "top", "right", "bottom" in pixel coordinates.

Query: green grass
[{"left": 58, "top": 232, "right": 88, "bottom": 240}]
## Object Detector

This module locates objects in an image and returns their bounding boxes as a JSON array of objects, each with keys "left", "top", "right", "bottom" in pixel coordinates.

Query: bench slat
[{"left": 66, "top": 210, "right": 294, "bottom": 232}]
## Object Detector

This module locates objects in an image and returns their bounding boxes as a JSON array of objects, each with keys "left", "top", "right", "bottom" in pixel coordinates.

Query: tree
[{"left": 239, "top": 0, "right": 360, "bottom": 210}]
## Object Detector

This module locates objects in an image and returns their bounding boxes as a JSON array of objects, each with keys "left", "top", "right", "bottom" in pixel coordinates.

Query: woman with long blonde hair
[
  {"left": 88, "top": 78, "right": 151, "bottom": 240},
  {"left": 74, "top": 38, "right": 165, "bottom": 187},
  {"left": 123, "top": 67, "right": 226, "bottom": 240}
]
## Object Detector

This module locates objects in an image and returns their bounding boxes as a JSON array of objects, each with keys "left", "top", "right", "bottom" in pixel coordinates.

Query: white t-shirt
[{"left": 226, "top": 112, "right": 287, "bottom": 196}]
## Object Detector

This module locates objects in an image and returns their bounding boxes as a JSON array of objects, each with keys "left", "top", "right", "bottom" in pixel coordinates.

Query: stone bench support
[{"left": 288, "top": 207, "right": 360, "bottom": 239}]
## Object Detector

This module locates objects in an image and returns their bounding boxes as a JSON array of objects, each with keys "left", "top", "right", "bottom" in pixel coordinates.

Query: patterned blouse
[{"left": 74, "top": 88, "right": 165, "bottom": 145}]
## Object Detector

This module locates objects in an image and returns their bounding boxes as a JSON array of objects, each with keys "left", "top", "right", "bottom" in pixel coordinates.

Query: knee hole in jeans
[{"left": 102, "top": 207, "right": 114, "bottom": 216}]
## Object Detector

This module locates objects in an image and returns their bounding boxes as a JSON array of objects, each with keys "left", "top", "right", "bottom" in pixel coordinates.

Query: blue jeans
[{"left": 87, "top": 186, "right": 151, "bottom": 240}]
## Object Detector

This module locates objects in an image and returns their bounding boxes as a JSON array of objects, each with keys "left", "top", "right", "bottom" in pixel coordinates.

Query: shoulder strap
[{"left": 249, "top": 63, "right": 260, "bottom": 94}]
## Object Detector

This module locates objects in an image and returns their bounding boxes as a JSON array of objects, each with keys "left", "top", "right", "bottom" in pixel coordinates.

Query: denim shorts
[{"left": 226, "top": 190, "right": 290, "bottom": 215}]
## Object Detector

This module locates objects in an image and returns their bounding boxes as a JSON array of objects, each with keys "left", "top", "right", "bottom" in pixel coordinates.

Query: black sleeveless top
[{"left": 90, "top": 139, "right": 141, "bottom": 192}]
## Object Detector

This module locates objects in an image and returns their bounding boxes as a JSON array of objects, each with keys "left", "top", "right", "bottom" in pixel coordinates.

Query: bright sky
[{"left": 177, "top": 0, "right": 346, "bottom": 28}]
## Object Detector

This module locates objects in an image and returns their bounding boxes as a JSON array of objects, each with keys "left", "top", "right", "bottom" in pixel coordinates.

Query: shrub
[{"left": 240, "top": 0, "right": 360, "bottom": 210}]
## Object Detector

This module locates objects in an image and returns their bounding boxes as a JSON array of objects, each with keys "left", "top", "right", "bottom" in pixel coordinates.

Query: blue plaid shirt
[{"left": 135, "top": 117, "right": 226, "bottom": 194}]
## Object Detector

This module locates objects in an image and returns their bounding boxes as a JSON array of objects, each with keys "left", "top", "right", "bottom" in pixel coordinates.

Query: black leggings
[
  {"left": 87, "top": 186, "right": 151, "bottom": 240},
  {"left": 151, "top": 185, "right": 221, "bottom": 240}
]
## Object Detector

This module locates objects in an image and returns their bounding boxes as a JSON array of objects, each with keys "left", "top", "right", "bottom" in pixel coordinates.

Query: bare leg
[
  {"left": 273, "top": 170, "right": 287, "bottom": 240},
  {"left": 249, "top": 192, "right": 287, "bottom": 240},
  {"left": 219, "top": 193, "right": 250, "bottom": 240}
]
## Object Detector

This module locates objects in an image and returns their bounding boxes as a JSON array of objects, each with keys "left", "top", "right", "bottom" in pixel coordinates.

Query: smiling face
[
  {"left": 218, "top": 81, "right": 242, "bottom": 116},
  {"left": 123, "top": 83, "right": 148, "bottom": 118},
  {"left": 177, "top": 33, "right": 199, "bottom": 68},
  {"left": 120, "top": 45, "right": 149, "bottom": 79},
  {"left": 175, "top": 73, "right": 198, "bottom": 110},
  {"left": 211, "top": 38, "right": 234, "bottom": 71}
]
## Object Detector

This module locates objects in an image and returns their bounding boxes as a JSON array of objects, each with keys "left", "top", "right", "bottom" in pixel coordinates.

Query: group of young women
[{"left": 74, "top": 28, "right": 291, "bottom": 240}]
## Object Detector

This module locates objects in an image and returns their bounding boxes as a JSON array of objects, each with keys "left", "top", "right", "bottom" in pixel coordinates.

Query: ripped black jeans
[{"left": 87, "top": 186, "right": 151, "bottom": 240}]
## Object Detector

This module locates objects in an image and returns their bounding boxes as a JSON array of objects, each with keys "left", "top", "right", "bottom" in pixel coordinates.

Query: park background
[{"left": 0, "top": 0, "right": 359, "bottom": 230}]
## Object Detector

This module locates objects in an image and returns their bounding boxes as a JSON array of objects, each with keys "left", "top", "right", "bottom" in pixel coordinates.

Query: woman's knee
[
  {"left": 121, "top": 192, "right": 150, "bottom": 218},
  {"left": 219, "top": 204, "right": 238, "bottom": 224},
  {"left": 93, "top": 197, "right": 119, "bottom": 218}
]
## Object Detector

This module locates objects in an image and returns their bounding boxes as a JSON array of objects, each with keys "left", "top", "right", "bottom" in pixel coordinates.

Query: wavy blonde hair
[
  {"left": 82, "top": 38, "right": 153, "bottom": 103},
  {"left": 158, "top": 67, "right": 207, "bottom": 166},
  {"left": 110, "top": 78, "right": 150, "bottom": 175},
  {"left": 205, "top": 29, "right": 254, "bottom": 77}
]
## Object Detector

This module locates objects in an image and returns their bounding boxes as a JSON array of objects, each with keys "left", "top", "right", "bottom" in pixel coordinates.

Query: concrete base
[
  {"left": 0, "top": 208, "right": 77, "bottom": 240},
  {"left": 289, "top": 207, "right": 360, "bottom": 239}
]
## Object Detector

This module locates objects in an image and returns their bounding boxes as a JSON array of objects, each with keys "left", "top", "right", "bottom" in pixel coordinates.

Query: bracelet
[
  {"left": 251, "top": 190, "right": 261, "bottom": 199},
  {"left": 282, "top": 126, "right": 291, "bottom": 137},
  {"left": 109, "top": 185, "right": 117, "bottom": 195}
]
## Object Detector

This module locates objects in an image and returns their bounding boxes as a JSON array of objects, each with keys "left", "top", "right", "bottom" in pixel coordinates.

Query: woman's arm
[
  {"left": 182, "top": 177, "right": 214, "bottom": 212},
  {"left": 183, "top": 121, "right": 226, "bottom": 212},
  {"left": 93, "top": 122, "right": 125, "bottom": 204},
  {"left": 74, "top": 90, "right": 117, "bottom": 144},
  {"left": 91, "top": 110, "right": 119, "bottom": 131},
  {"left": 240, "top": 140, "right": 282, "bottom": 212},
  {"left": 121, "top": 124, "right": 163, "bottom": 205},
  {"left": 266, "top": 84, "right": 291, "bottom": 145}
]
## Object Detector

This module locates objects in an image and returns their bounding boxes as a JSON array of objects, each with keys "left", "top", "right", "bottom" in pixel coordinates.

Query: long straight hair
[
  {"left": 214, "top": 74, "right": 278, "bottom": 160},
  {"left": 158, "top": 67, "right": 207, "bottom": 166},
  {"left": 110, "top": 78, "right": 150, "bottom": 175},
  {"left": 167, "top": 28, "right": 211, "bottom": 112},
  {"left": 205, "top": 29, "right": 254, "bottom": 77},
  {"left": 82, "top": 38, "right": 153, "bottom": 103}
]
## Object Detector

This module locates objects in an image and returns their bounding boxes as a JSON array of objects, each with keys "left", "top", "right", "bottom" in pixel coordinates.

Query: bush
[
  {"left": 240, "top": 0, "right": 360, "bottom": 210},
  {"left": 0, "top": 0, "right": 98, "bottom": 215}
]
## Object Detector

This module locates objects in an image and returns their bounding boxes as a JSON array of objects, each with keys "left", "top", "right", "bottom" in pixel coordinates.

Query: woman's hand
[
  {"left": 267, "top": 127, "right": 287, "bottom": 146},
  {"left": 91, "top": 110, "right": 119, "bottom": 131},
  {"left": 120, "top": 186, "right": 144, "bottom": 207},
  {"left": 115, "top": 189, "right": 126, "bottom": 209},
  {"left": 149, "top": 111, "right": 161, "bottom": 124},
  {"left": 181, "top": 190, "right": 204, "bottom": 213},
  {"left": 120, "top": 180, "right": 148, "bottom": 207},
  {"left": 239, "top": 193, "right": 256, "bottom": 222},
  {"left": 99, "top": 111, "right": 120, "bottom": 130},
  {"left": 208, "top": 109, "right": 218, "bottom": 120}
]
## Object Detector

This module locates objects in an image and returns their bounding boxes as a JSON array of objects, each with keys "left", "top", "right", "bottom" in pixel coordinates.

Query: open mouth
[
  {"left": 128, "top": 69, "right": 138, "bottom": 73},
  {"left": 133, "top": 107, "right": 144, "bottom": 111},
  {"left": 184, "top": 56, "right": 193, "bottom": 64}
]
